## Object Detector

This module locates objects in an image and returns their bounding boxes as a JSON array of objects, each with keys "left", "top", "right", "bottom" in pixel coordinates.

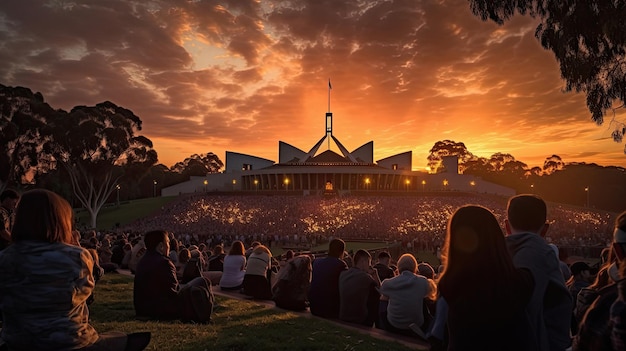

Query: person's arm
[{"left": 368, "top": 266, "right": 381, "bottom": 287}]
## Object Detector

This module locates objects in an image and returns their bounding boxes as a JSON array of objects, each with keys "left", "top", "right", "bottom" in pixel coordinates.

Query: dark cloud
[{"left": 0, "top": 0, "right": 623, "bottom": 168}]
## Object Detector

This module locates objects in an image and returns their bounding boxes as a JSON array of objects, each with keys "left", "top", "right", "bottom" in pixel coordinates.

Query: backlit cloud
[{"left": 0, "top": 0, "right": 623, "bottom": 169}]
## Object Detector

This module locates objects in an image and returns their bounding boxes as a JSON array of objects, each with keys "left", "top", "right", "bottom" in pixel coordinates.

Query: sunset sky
[{"left": 1, "top": 0, "right": 625, "bottom": 170}]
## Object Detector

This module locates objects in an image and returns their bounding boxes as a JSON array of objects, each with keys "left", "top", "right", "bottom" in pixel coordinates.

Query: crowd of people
[
  {"left": 117, "top": 193, "right": 616, "bottom": 256},
  {"left": 0, "top": 187, "right": 625, "bottom": 350}
]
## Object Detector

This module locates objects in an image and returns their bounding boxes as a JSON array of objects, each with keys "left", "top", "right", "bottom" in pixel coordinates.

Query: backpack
[
  {"left": 179, "top": 276, "right": 214, "bottom": 324},
  {"left": 574, "top": 283, "right": 618, "bottom": 351}
]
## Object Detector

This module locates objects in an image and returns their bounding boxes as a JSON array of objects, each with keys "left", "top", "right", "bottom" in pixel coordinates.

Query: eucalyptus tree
[
  {"left": 47, "top": 101, "right": 157, "bottom": 228},
  {"left": 468, "top": 0, "right": 626, "bottom": 153},
  {"left": 0, "top": 84, "right": 54, "bottom": 193}
]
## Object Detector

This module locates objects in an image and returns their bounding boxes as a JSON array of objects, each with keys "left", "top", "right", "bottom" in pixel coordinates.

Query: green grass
[
  {"left": 90, "top": 274, "right": 420, "bottom": 351},
  {"left": 75, "top": 197, "right": 177, "bottom": 230}
]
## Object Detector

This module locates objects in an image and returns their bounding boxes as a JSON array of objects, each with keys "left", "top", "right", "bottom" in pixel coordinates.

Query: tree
[
  {"left": 427, "top": 140, "right": 475, "bottom": 173},
  {"left": 543, "top": 154, "right": 565, "bottom": 175},
  {"left": 0, "top": 85, "right": 54, "bottom": 193},
  {"left": 468, "top": 1, "right": 626, "bottom": 153},
  {"left": 171, "top": 152, "right": 224, "bottom": 176},
  {"left": 47, "top": 101, "right": 157, "bottom": 228},
  {"left": 488, "top": 152, "right": 517, "bottom": 172}
]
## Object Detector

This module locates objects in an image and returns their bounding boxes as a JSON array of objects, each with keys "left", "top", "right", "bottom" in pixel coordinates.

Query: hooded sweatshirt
[
  {"left": 380, "top": 270, "right": 430, "bottom": 329},
  {"left": 506, "top": 232, "right": 573, "bottom": 351}
]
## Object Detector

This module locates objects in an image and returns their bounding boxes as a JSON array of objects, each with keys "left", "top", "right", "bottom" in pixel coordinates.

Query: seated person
[
  {"left": 374, "top": 251, "right": 396, "bottom": 282},
  {"left": 273, "top": 255, "right": 312, "bottom": 311},
  {"left": 309, "top": 239, "right": 348, "bottom": 318},
  {"left": 339, "top": 249, "right": 381, "bottom": 326},
  {"left": 207, "top": 244, "right": 226, "bottom": 271},
  {"left": 242, "top": 245, "right": 273, "bottom": 299},
  {"left": 134, "top": 230, "right": 213, "bottom": 322},
  {"left": 176, "top": 248, "right": 191, "bottom": 280},
  {"left": 0, "top": 189, "right": 150, "bottom": 351},
  {"left": 379, "top": 254, "right": 436, "bottom": 336},
  {"left": 182, "top": 248, "right": 206, "bottom": 284},
  {"left": 219, "top": 241, "right": 247, "bottom": 290}
]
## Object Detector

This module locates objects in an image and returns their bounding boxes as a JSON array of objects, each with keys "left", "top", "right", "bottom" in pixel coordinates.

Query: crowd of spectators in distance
[
  {"left": 114, "top": 193, "right": 616, "bottom": 257},
  {"left": 1, "top": 187, "right": 625, "bottom": 350}
]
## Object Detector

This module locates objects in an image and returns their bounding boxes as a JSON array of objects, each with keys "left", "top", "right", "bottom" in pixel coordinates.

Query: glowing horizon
[{"left": 1, "top": 0, "right": 624, "bottom": 170}]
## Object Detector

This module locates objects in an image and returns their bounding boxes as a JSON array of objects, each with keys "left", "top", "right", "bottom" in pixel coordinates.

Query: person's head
[
  {"left": 570, "top": 261, "right": 592, "bottom": 282},
  {"left": 179, "top": 248, "right": 191, "bottom": 263},
  {"left": 229, "top": 240, "right": 245, "bottom": 256},
  {"left": 397, "top": 253, "right": 418, "bottom": 273},
  {"left": 612, "top": 211, "right": 626, "bottom": 263},
  {"left": 440, "top": 205, "right": 515, "bottom": 283},
  {"left": 353, "top": 249, "right": 372, "bottom": 270},
  {"left": 213, "top": 244, "right": 224, "bottom": 255},
  {"left": 12, "top": 189, "right": 73, "bottom": 244},
  {"left": 328, "top": 238, "right": 345, "bottom": 258},
  {"left": 418, "top": 262, "right": 435, "bottom": 279},
  {"left": 377, "top": 251, "right": 391, "bottom": 265},
  {"left": 1, "top": 189, "right": 20, "bottom": 211},
  {"left": 505, "top": 194, "right": 549, "bottom": 236},
  {"left": 168, "top": 238, "right": 178, "bottom": 252},
  {"left": 144, "top": 230, "right": 170, "bottom": 255},
  {"left": 284, "top": 249, "right": 294, "bottom": 261},
  {"left": 253, "top": 244, "right": 271, "bottom": 257}
]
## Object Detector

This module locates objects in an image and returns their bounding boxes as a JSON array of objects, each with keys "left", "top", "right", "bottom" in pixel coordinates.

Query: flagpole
[
  {"left": 328, "top": 79, "right": 331, "bottom": 112},
  {"left": 327, "top": 79, "right": 331, "bottom": 150}
]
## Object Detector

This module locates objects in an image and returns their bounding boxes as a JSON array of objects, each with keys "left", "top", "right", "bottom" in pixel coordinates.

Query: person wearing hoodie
[{"left": 505, "top": 194, "right": 572, "bottom": 351}]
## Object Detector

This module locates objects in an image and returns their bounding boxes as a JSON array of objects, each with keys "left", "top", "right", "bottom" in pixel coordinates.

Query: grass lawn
[
  {"left": 90, "top": 274, "right": 420, "bottom": 351},
  {"left": 75, "top": 197, "right": 177, "bottom": 230}
]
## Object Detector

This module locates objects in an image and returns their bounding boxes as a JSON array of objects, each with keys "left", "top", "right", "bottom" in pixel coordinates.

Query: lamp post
[
  {"left": 153, "top": 180, "right": 157, "bottom": 197},
  {"left": 530, "top": 184, "right": 534, "bottom": 193},
  {"left": 284, "top": 178, "right": 289, "bottom": 192},
  {"left": 405, "top": 179, "right": 410, "bottom": 192},
  {"left": 365, "top": 178, "right": 370, "bottom": 192},
  {"left": 203, "top": 179, "right": 208, "bottom": 192},
  {"left": 421, "top": 180, "right": 426, "bottom": 192},
  {"left": 585, "top": 186, "right": 590, "bottom": 207},
  {"left": 254, "top": 179, "right": 259, "bottom": 192},
  {"left": 116, "top": 184, "right": 120, "bottom": 206},
  {"left": 443, "top": 179, "right": 449, "bottom": 191},
  {"left": 232, "top": 179, "right": 237, "bottom": 191},
  {"left": 470, "top": 180, "right": 476, "bottom": 191}
]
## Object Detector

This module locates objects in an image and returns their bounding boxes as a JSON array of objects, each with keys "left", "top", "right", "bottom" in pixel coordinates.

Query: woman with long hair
[
  {"left": 437, "top": 205, "right": 534, "bottom": 351},
  {"left": 0, "top": 189, "right": 150, "bottom": 351},
  {"left": 219, "top": 240, "right": 246, "bottom": 290}
]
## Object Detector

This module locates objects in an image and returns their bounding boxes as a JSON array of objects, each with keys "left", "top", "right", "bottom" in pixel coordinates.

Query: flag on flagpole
[{"left": 328, "top": 79, "right": 332, "bottom": 89}]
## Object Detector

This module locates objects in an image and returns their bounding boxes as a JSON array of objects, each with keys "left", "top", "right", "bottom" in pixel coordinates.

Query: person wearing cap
[
  {"left": 567, "top": 261, "right": 592, "bottom": 335},
  {"left": 567, "top": 262, "right": 592, "bottom": 300}
]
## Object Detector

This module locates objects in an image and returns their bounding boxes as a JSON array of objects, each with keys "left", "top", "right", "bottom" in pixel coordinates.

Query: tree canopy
[
  {"left": 427, "top": 140, "right": 475, "bottom": 173},
  {"left": 46, "top": 101, "right": 157, "bottom": 228},
  {"left": 170, "top": 152, "right": 224, "bottom": 176},
  {"left": 0, "top": 84, "right": 55, "bottom": 193},
  {"left": 468, "top": 0, "right": 626, "bottom": 153}
]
